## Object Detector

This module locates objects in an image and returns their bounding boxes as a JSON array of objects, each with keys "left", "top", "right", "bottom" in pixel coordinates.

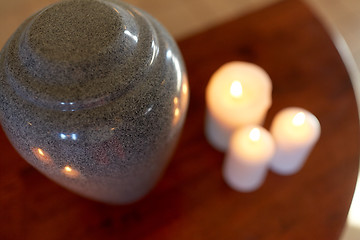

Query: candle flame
[
  {"left": 292, "top": 112, "right": 306, "bottom": 126},
  {"left": 32, "top": 147, "right": 53, "bottom": 164},
  {"left": 174, "top": 108, "right": 180, "bottom": 117},
  {"left": 62, "top": 165, "right": 80, "bottom": 178},
  {"left": 172, "top": 107, "right": 181, "bottom": 126},
  {"left": 64, "top": 166, "right": 72, "bottom": 172},
  {"left": 230, "top": 81, "right": 243, "bottom": 98},
  {"left": 174, "top": 97, "right": 179, "bottom": 105},
  {"left": 38, "top": 148, "right": 45, "bottom": 156},
  {"left": 249, "top": 128, "right": 261, "bottom": 142}
]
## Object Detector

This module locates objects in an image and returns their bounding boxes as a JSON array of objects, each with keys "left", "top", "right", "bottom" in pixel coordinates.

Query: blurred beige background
[
  {"left": 1, "top": 0, "right": 360, "bottom": 60},
  {"left": 2, "top": 0, "right": 360, "bottom": 83},
  {"left": 1, "top": 0, "right": 360, "bottom": 55},
  {"left": 0, "top": 0, "right": 360, "bottom": 239}
]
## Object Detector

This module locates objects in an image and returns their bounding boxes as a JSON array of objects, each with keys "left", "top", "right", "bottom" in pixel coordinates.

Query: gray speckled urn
[{"left": 0, "top": 0, "right": 189, "bottom": 204}]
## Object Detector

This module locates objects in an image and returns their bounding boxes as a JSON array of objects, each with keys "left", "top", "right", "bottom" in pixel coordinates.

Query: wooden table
[{"left": 0, "top": 0, "right": 359, "bottom": 239}]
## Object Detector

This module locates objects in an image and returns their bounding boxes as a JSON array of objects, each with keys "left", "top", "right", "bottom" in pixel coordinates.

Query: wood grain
[{"left": 0, "top": 0, "right": 359, "bottom": 239}]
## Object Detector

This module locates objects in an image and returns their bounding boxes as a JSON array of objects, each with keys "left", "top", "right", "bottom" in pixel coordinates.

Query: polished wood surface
[{"left": 0, "top": 0, "right": 359, "bottom": 239}]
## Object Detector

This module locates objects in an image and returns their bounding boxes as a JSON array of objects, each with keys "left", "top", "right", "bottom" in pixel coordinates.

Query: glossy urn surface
[{"left": 0, "top": 0, "right": 189, "bottom": 204}]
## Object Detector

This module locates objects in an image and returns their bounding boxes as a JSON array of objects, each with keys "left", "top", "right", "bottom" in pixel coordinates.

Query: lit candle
[
  {"left": 270, "top": 107, "right": 321, "bottom": 175},
  {"left": 223, "top": 126, "right": 275, "bottom": 192},
  {"left": 205, "top": 61, "right": 272, "bottom": 151}
]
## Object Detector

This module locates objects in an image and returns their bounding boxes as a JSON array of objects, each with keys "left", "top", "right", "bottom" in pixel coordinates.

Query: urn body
[{"left": 0, "top": 0, "right": 189, "bottom": 204}]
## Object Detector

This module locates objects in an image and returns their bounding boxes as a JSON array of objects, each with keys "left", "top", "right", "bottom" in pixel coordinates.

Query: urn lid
[{"left": 2, "top": 0, "right": 173, "bottom": 112}]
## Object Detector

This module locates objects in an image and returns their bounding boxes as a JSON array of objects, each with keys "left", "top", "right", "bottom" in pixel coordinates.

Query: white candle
[
  {"left": 270, "top": 107, "right": 321, "bottom": 175},
  {"left": 223, "top": 126, "right": 275, "bottom": 192},
  {"left": 205, "top": 61, "right": 272, "bottom": 151}
]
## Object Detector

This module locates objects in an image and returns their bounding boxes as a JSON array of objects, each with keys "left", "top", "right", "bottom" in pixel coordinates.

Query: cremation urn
[{"left": 0, "top": 0, "right": 189, "bottom": 204}]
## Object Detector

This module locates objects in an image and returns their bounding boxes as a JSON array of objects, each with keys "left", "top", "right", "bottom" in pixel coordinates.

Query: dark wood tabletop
[{"left": 1, "top": 0, "right": 359, "bottom": 239}]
